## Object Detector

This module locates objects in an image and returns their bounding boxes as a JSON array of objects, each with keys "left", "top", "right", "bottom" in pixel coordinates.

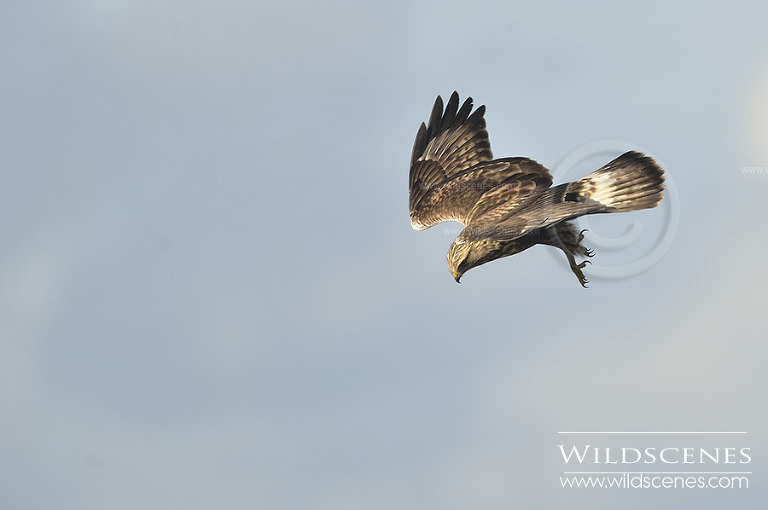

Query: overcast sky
[{"left": 2, "top": 1, "right": 767, "bottom": 508}]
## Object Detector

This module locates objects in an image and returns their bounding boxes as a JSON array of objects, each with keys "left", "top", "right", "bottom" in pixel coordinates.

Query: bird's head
[
  {"left": 446, "top": 240, "right": 475, "bottom": 283},
  {"left": 447, "top": 235, "right": 504, "bottom": 283}
]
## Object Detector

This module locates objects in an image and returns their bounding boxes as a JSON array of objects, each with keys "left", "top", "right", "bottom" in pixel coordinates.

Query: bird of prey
[{"left": 408, "top": 92, "right": 666, "bottom": 286}]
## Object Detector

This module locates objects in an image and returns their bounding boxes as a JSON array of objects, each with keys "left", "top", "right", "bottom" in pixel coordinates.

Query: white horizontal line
[
  {"left": 563, "top": 471, "right": 752, "bottom": 475},
  {"left": 557, "top": 431, "right": 747, "bottom": 434}
]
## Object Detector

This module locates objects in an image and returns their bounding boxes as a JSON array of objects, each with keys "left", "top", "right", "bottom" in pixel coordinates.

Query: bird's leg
[
  {"left": 562, "top": 246, "right": 591, "bottom": 288},
  {"left": 544, "top": 227, "right": 591, "bottom": 287}
]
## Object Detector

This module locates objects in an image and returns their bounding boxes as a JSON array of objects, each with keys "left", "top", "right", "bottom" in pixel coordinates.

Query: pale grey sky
[{"left": 2, "top": 1, "right": 767, "bottom": 508}]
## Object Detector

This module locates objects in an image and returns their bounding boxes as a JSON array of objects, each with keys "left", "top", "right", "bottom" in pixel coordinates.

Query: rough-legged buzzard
[{"left": 409, "top": 92, "right": 666, "bottom": 286}]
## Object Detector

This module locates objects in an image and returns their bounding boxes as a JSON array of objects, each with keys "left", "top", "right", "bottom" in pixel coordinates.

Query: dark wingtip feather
[
  {"left": 410, "top": 122, "right": 428, "bottom": 167},
  {"left": 441, "top": 92, "right": 460, "bottom": 132},
  {"left": 427, "top": 95, "right": 444, "bottom": 136},
  {"left": 452, "top": 95, "right": 475, "bottom": 129}
]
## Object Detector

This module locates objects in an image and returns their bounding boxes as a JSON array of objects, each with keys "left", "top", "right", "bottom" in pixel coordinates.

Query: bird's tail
[{"left": 566, "top": 151, "right": 666, "bottom": 212}]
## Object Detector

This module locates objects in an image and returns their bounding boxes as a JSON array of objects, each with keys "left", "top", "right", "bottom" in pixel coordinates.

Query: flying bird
[{"left": 408, "top": 92, "right": 666, "bottom": 286}]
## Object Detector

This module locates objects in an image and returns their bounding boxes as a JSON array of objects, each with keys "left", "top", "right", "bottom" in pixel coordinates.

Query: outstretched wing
[
  {"left": 413, "top": 157, "right": 553, "bottom": 230},
  {"left": 409, "top": 92, "right": 494, "bottom": 229},
  {"left": 409, "top": 92, "right": 554, "bottom": 230},
  {"left": 464, "top": 158, "right": 553, "bottom": 226},
  {"left": 461, "top": 151, "right": 666, "bottom": 243}
]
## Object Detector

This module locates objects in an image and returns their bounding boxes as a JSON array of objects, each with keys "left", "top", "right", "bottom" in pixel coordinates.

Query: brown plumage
[{"left": 409, "top": 92, "right": 666, "bottom": 286}]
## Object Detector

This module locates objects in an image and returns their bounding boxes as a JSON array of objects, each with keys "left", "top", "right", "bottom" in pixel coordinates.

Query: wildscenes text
[
  {"left": 558, "top": 445, "right": 751, "bottom": 465},
  {"left": 560, "top": 473, "right": 749, "bottom": 489}
]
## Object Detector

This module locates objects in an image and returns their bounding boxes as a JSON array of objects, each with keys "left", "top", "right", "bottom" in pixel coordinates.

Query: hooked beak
[{"left": 452, "top": 271, "right": 462, "bottom": 283}]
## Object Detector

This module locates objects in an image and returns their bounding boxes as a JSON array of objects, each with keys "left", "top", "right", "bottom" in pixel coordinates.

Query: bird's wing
[
  {"left": 409, "top": 92, "right": 494, "bottom": 229},
  {"left": 463, "top": 151, "right": 666, "bottom": 243},
  {"left": 463, "top": 158, "right": 553, "bottom": 226},
  {"left": 410, "top": 159, "right": 530, "bottom": 229},
  {"left": 461, "top": 183, "right": 603, "bottom": 244}
]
